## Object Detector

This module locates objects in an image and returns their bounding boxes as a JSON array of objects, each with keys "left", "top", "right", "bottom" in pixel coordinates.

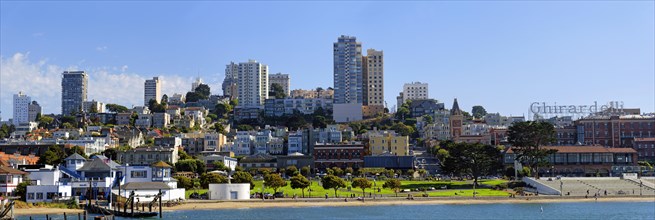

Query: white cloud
[
  {"left": 32, "top": 32, "right": 45, "bottom": 38},
  {"left": 96, "top": 46, "right": 108, "bottom": 51},
  {"left": 0, "top": 52, "right": 193, "bottom": 119}
]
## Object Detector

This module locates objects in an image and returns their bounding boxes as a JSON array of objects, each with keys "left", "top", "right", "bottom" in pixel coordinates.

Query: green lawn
[{"left": 184, "top": 179, "right": 509, "bottom": 199}]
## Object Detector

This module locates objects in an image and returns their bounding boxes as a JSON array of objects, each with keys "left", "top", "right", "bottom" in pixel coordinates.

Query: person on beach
[{"left": 325, "top": 193, "right": 328, "bottom": 199}]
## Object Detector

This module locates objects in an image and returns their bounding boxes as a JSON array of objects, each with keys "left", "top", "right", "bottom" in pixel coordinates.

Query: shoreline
[
  {"left": 162, "top": 196, "right": 655, "bottom": 211},
  {"left": 13, "top": 196, "right": 655, "bottom": 215}
]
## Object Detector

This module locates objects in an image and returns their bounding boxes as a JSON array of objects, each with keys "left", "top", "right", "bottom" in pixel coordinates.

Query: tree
[
  {"left": 175, "top": 159, "right": 198, "bottom": 173},
  {"left": 285, "top": 165, "right": 298, "bottom": 177},
  {"left": 331, "top": 167, "right": 344, "bottom": 176},
  {"left": 212, "top": 123, "right": 228, "bottom": 135},
  {"left": 232, "top": 171, "right": 255, "bottom": 189},
  {"left": 194, "top": 84, "right": 211, "bottom": 99},
  {"left": 312, "top": 116, "right": 328, "bottom": 129},
  {"left": 438, "top": 142, "right": 503, "bottom": 186},
  {"left": 344, "top": 167, "right": 354, "bottom": 175},
  {"left": 37, "top": 145, "right": 67, "bottom": 165},
  {"left": 38, "top": 116, "right": 54, "bottom": 128},
  {"left": 200, "top": 173, "right": 227, "bottom": 188},
  {"left": 215, "top": 103, "right": 232, "bottom": 117},
  {"left": 195, "top": 159, "right": 207, "bottom": 174},
  {"left": 290, "top": 174, "right": 311, "bottom": 198},
  {"left": 236, "top": 124, "right": 254, "bottom": 131},
  {"left": 383, "top": 179, "right": 402, "bottom": 197},
  {"left": 106, "top": 104, "right": 129, "bottom": 113},
  {"left": 161, "top": 94, "right": 169, "bottom": 104},
  {"left": 508, "top": 121, "right": 557, "bottom": 178},
  {"left": 391, "top": 122, "right": 415, "bottom": 137},
  {"left": 174, "top": 176, "right": 193, "bottom": 189},
  {"left": 301, "top": 166, "right": 311, "bottom": 177},
  {"left": 185, "top": 91, "right": 203, "bottom": 103},
  {"left": 213, "top": 161, "right": 229, "bottom": 172},
  {"left": 148, "top": 99, "right": 166, "bottom": 113},
  {"left": 351, "top": 178, "right": 372, "bottom": 200},
  {"left": 15, "top": 177, "right": 30, "bottom": 201},
  {"left": 264, "top": 173, "right": 287, "bottom": 194},
  {"left": 269, "top": 83, "right": 286, "bottom": 99},
  {"left": 178, "top": 150, "right": 193, "bottom": 160},
  {"left": 321, "top": 175, "right": 346, "bottom": 198},
  {"left": 472, "top": 106, "right": 487, "bottom": 119}
]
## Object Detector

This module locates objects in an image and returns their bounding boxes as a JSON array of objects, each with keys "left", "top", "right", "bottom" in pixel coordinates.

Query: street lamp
[
  {"left": 472, "top": 159, "right": 476, "bottom": 199},
  {"left": 560, "top": 180, "right": 563, "bottom": 197}
]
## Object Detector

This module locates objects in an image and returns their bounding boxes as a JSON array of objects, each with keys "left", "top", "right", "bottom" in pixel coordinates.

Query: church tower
[{"left": 450, "top": 98, "right": 463, "bottom": 141}]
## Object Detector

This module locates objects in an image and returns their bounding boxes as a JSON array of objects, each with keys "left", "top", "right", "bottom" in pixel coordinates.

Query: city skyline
[{"left": 1, "top": 1, "right": 654, "bottom": 119}]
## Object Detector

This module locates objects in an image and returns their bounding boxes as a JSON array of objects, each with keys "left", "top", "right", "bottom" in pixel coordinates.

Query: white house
[
  {"left": 0, "top": 165, "right": 27, "bottom": 196},
  {"left": 113, "top": 161, "right": 184, "bottom": 202},
  {"left": 25, "top": 167, "right": 73, "bottom": 203}
]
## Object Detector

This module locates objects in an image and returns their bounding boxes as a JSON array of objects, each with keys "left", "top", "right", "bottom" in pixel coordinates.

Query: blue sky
[{"left": 1, "top": 1, "right": 653, "bottom": 120}]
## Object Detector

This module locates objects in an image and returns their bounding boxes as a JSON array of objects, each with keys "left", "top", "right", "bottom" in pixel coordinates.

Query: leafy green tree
[
  {"left": 438, "top": 141, "right": 503, "bottom": 186},
  {"left": 264, "top": 173, "right": 287, "bottom": 194},
  {"left": 312, "top": 116, "right": 328, "bottom": 129},
  {"left": 215, "top": 103, "right": 232, "bottom": 117},
  {"left": 269, "top": 83, "right": 286, "bottom": 99},
  {"left": 38, "top": 116, "right": 54, "bottom": 128},
  {"left": 185, "top": 92, "right": 203, "bottom": 103},
  {"left": 195, "top": 159, "right": 207, "bottom": 174},
  {"left": 344, "top": 167, "right": 354, "bottom": 175},
  {"left": 391, "top": 122, "right": 415, "bottom": 137},
  {"left": 301, "top": 166, "right": 311, "bottom": 177},
  {"left": 351, "top": 178, "right": 372, "bottom": 200},
  {"left": 383, "top": 179, "right": 402, "bottom": 197},
  {"left": 15, "top": 177, "right": 30, "bottom": 201},
  {"left": 174, "top": 176, "right": 193, "bottom": 189},
  {"left": 37, "top": 146, "right": 67, "bottom": 165},
  {"left": 236, "top": 124, "right": 254, "bottom": 131},
  {"left": 285, "top": 165, "right": 298, "bottom": 177},
  {"left": 179, "top": 150, "right": 193, "bottom": 160},
  {"left": 212, "top": 123, "right": 227, "bottom": 135},
  {"left": 194, "top": 84, "right": 211, "bottom": 99},
  {"left": 106, "top": 104, "right": 129, "bottom": 113},
  {"left": 213, "top": 161, "right": 229, "bottom": 172},
  {"left": 161, "top": 94, "right": 169, "bottom": 104},
  {"left": 148, "top": 99, "right": 166, "bottom": 113},
  {"left": 321, "top": 175, "right": 346, "bottom": 198},
  {"left": 200, "top": 173, "right": 227, "bottom": 188},
  {"left": 472, "top": 105, "right": 487, "bottom": 119},
  {"left": 290, "top": 174, "right": 311, "bottom": 198},
  {"left": 232, "top": 171, "right": 255, "bottom": 189},
  {"left": 331, "top": 167, "right": 344, "bottom": 176},
  {"left": 508, "top": 121, "right": 557, "bottom": 178}
]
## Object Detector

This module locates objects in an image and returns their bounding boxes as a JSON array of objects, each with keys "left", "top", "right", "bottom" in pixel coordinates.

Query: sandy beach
[
  {"left": 12, "top": 196, "right": 654, "bottom": 215},
  {"left": 164, "top": 196, "right": 655, "bottom": 211}
]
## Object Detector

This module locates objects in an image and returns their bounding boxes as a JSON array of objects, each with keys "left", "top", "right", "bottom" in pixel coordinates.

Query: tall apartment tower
[
  {"left": 236, "top": 60, "right": 269, "bottom": 107},
  {"left": 61, "top": 71, "right": 88, "bottom": 116},
  {"left": 191, "top": 77, "right": 203, "bottom": 92},
  {"left": 268, "top": 73, "right": 290, "bottom": 97},
  {"left": 362, "top": 49, "right": 384, "bottom": 117},
  {"left": 13, "top": 92, "right": 31, "bottom": 125},
  {"left": 222, "top": 62, "right": 239, "bottom": 98},
  {"left": 144, "top": 77, "right": 161, "bottom": 106},
  {"left": 333, "top": 35, "right": 363, "bottom": 104},
  {"left": 28, "top": 101, "right": 42, "bottom": 122},
  {"left": 333, "top": 35, "right": 363, "bottom": 122}
]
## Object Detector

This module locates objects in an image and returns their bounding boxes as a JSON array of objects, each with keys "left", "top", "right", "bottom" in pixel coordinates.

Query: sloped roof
[
  {"left": 0, "top": 165, "right": 27, "bottom": 175},
  {"left": 506, "top": 146, "right": 637, "bottom": 154},
  {"left": 151, "top": 161, "right": 172, "bottom": 168},
  {"left": 65, "top": 153, "right": 86, "bottom": 160},
  {"left": 78, "top": 158, "right": 117, "bottom": 172}
]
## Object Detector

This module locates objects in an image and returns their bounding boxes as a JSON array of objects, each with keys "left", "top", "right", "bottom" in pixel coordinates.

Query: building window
[
  {"left": 36, "top": 193, "right": 44, "bottom": 200},
  {"left": 131, "top": 171, "right": 147, "bottom": 178},
  {"left": 580, "top": 153, "right": 592, "bottom": 163},
  {"left": 27, "top": 193, "right": 35, "bottom": 200}
]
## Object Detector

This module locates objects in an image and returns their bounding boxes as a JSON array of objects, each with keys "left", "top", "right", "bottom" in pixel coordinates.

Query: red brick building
[
  {"left": 505, "top": 145, "right": 638, "bottom": 177},
  {"left": 313, "top": 142, "right": 365, "bottom": 170},
  {"left": 576, "top": 115, "right": 654, "bottom": 148},
  {"left": 632, "top": 137, "right": 655, "bottom": 162}
]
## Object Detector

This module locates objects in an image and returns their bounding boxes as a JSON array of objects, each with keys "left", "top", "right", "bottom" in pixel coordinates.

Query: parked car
[{"left": 274, "top": 192, "right": 285, "bottom": 198}]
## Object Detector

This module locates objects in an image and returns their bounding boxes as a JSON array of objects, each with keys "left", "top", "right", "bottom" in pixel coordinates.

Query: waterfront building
[{"left": 313, "top": 142, "right": 365, "bottom": 169}]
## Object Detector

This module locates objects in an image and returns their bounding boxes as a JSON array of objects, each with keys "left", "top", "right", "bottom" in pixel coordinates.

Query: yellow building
[{"left": 368, "top": 131, "right": 409, "bottom": 156}]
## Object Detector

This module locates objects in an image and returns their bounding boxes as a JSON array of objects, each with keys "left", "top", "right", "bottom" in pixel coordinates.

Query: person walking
[{"left": 325, "top": 193, "right": 328, "bottom": 200}]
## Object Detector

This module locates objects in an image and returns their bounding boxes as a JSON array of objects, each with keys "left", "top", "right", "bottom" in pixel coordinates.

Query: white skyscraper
[
  {"left": 268, "top": 73, "right": 290, "bottom": 97},
  {"left": 191, "top": 77, "right": 203, "bottom": 92},
  {"left": 13, "top": 91, "right": 31, "bottom": 125},
  {"left": 236, "top": 60, "right": 268, "bottom": 107},
  {"left": 144, "top": 77, "right": 161, "bottom": 106}
]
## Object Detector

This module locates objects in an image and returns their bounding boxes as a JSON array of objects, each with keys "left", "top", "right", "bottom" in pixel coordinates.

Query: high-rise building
[
  {"left": 28, "top": 101, "right": 42, "bottom": 122},
  {"left": 144, "top": 77, "right": 161, "bottom": 106},
  {"left": 400, "top": 82, "right": 429, "bottom": 108},
  {"left": 222, "top": 62, "right": 239, "bottom": 98},
  {"left": 236, "top": 60, "right": 268, "bottom": 107},
  {"left": 362, "top": 49, "right": 384, "bottom": 117},
  {"left": 61, "top": 71, "right": 88, "bottom": 116},
  {"left": 333, "top": 35, "right": 363, "bottom": 104},
  {"left": 268, "top": 73, "right": 290, "bottom": 97},
  {"left": 13, "top": 92, "right": 31, "bottom": 125},
  {"left": 333, "top": 35, "right": 363, "bottom": 122},
  {"left": 83, "top": 100, "right": 106, "bottom": 113}
]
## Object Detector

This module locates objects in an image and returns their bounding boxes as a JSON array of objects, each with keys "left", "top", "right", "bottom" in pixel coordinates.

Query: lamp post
[
  {"left": 472, "top": 159, "right": 476, "bottom": 199},
  {"left": 640, "top": 180, "right": 642, "bottom": 196},
  {"left": 560, "top": 180, "right": 563, "bottom": 196}
]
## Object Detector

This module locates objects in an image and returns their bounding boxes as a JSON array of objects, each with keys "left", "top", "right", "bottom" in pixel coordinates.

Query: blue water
[{"left": 16, "top": 202, "right": 655, "bottom": 220}]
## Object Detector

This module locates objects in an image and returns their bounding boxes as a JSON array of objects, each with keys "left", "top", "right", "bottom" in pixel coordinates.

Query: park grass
[{"left": 184, "top": 179, "right": 510, "bottom": 199}]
